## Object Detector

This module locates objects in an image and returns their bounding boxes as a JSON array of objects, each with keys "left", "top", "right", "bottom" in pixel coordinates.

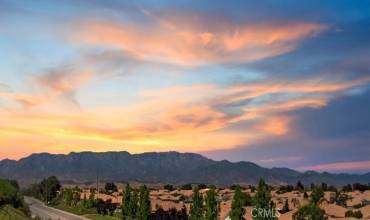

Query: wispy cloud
[
  {"left": 300, "top": 160, "right": 370, "bottom": 172},
  {"left": 73, "top": 17, "right": 327, "bottom": 65}
]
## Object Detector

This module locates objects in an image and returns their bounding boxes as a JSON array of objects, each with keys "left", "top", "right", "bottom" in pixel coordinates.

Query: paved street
[{"left": 25, "top": 197, "right": 89, "bottom": 220}]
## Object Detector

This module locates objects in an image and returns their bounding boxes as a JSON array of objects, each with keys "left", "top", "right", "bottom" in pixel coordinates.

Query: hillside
[
  {"left": 0, "top": 151, "right": 369, "bottom": 186},
  {"left": 0, "top": 205, "right": 31, "bottom": 220}
]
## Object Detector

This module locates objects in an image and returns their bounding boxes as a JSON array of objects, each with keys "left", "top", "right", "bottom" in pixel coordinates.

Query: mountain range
[{"left": 0, "top": 151, "right": 369, "bottom": 186}]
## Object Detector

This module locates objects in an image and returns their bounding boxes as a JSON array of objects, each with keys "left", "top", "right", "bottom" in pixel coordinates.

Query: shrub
[
  {"left": 181, "top": 184, "right": 192, "bottom": 190},
  {"left": 293, "top": 204, "right": 327, "bottom": 220},
  {"left": 345, "top": 210, "right": 363, "bottom": 219},
  {"left": 163, "top": 184, "right": 174, "bottom": 191}
]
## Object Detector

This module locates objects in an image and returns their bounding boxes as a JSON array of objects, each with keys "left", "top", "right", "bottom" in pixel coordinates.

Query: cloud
[
  {"left": 73, "top": 17, "right": 327, "bottom": 65},
  {"left": 299, "top": 160, "right": 370, "bottom": 172},
  {"left": 37, "top": 70, "right": 93, "bottom": 95}
]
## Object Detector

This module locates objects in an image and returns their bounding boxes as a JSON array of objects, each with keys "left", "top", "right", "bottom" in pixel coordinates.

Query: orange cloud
[
  {"left": 2, "top": 75, "right": 369, "bottom": 160},
  {"left": 73, "top": 19, "right": 327, "bottom": 65},
  {"left": 254, "top": 116, "right": 292, "bottom": 136},
  {"left": 221, "top": 76, "right": 370, "bottom": 105}
]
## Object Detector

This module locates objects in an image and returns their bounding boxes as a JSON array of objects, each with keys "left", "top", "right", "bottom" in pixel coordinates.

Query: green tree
[
  {"left": 122, "top": 184, "right": 133, "bottom": 219},
  {"left": 85, "top": 190, "right": 96, "bottom": 208},
  {"left": 281, "top": 199, "right": 290, "bottom": 214},
  {"left": 230, "top": 185, "right": 245, "bottom": 220},
  {"left": 0, "top": 179, "right": 30, "bottom": 216},
  {"left": 252, "top": 178, "right": 277, "bottom": 220},
  {"left": 40, "top": 176, "right": 61, "bottom": 203},
  {"left": 105, "top": 182, "right": 118, "bottom": 194},
  {"left": 296, "top": 181, "right": 304, "bottom": 192},
  {"left": 181, "top": 184, "right": 192, "bottom": 190},
  {"left": 204, "top": 186, "right": 218, "bottom": 220},
  {"left": 189, "top": 187, "right": 203, "bottom": 220},
  {"left": 130, "top": 190, "right": 139, "bottom": 218},
  {"left": 293, "top": 204, "right": 327, "bottom": 220},
  {"left": 311, "top": 185, "right": 324, "bottom": 204},
  {"left": 163, "top": 184, "right": 174, "bottom": 191},
  {"left": 137, "top": 185, "right": 151, "bottom": 220}
]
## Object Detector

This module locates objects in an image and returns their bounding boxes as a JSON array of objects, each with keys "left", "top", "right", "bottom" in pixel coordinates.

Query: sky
[{"left": 0, "top": 0, "right": 370, "bottom": 173}]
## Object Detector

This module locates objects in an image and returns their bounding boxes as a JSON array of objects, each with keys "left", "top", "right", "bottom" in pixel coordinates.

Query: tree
[
  {"left": 293, "top": 204, "right": 327, "bottom": 220},
  {"left": 40, "top": 176, "right": 61, "bottom": 203},
  {"left": 104, "top": 182, "right": 118, "bottom": 194},
  {"left": 164, "top": 184, "right": 174, "bottom": 191},
  {"left": 137, "top": 185, "right": 151, "bottom": 220},
  {"left": 189, "top": 187, "right": 203, "bottom": 220},
  {"left": 296, "top": 181, "right": 304, "bottom": 192},
  {"left": 122, "top": 184, "right": 135, "bottom": 219},
  {"left": 311, "top": 186, "right": 324, "bottom": 204},
  {"left": 198, "top": 184, "right": 207, "bottom": 190},
  {"left": 321, "top": 183, "right": 328, "bottom": 192},
  {"left": 130, "top": 190, "right": 139, "bottom": 218},
  {"left": 0, "top": 179, "right": 31, "bottom": 217},
  {"left": 204, "top": 186, "right": 218, "bottom": 220},
  {"left": 181, "top": 184, "right": 192, "bottom": 190},
  {"left": 342, "top": 184, "right": 352, "bottom": 192},
  {"left": 280, "top": 199, "right": 290, "bottom": 214},
  {"left": 230, "top": 185, "right": 246, "bottom": 220},
  {"left": 303, "top": 192, "right": 309, "bottom": 199},
  {"left": 252, "top": 178, "right": 277, "bottom": 220}
]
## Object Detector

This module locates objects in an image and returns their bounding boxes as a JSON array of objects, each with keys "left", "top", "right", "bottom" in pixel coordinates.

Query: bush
[
  {"left": 345, "top": 210, "right": 363, "bottom": 219},
  {"left": 181, "top": 184, "right": 192, "bottom": 190},
  {"left": 163, "top": 184, "right": 174, "bottom": 191},
  {"left": 197, "top": 184, "right": 207, "bottom": 190},
  {"left": 0, "top": 179, "right": 30, "bottom": 217},
  {"left": 293, "top": 204, "right": 327, "bottom": 220},
  {"left": 352, "top": 183, "right": 369, "bottom": 192}
]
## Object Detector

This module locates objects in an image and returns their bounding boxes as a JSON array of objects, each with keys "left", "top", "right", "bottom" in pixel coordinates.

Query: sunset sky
[{"left": 1, "top": 0, "right": 370, "bottom": 173}]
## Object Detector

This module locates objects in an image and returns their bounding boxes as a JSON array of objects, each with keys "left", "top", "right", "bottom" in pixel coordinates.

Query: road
[{"left": 25, "top": 197, "right": 89, "bottom": 220}]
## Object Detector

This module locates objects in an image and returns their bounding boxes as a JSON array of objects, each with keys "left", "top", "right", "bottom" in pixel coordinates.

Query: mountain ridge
[{"left": 0, "top": 151, "right": 369, "bottom": 186}]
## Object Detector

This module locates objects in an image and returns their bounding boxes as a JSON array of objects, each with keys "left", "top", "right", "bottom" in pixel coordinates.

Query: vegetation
[
  {"left": 293, "top": 204, "right": 327, "bottom": 220},
  {"left": 310, "top": 185, "right": 324, "bottom": 204},
  {"left": 252, "top": 178, "right": 277, "bottom": 220},
  {"left": 280, "top": 199, "right": 290, "bottom": 214},
  {"left": 352, "top": 183, "right": 370, "bottom": 192},
  {"left": 345, "top": 210, "right": 363, "bottom": 219},
  {"left": 277, "top": 185, "right": 294, "bottom": 194},
  {"left": 293, "top": 183, "right": 327, "bottom": 220},
  {"left": 121, "top": 184, "right": 151, "bottom": 220},
  {"left": 230, "top": 185, "right": 246, "bottom": 220},
  {"left": 181, "top": 184, "right": 192, "bottom": 190},
  {"left": 26, "top": 176, "right": 61, "bottom": 203},
  {"left": 105, "top": 182, "right": 118, "bottom": 194},
  {"left": 163, "top": 184, "right": 174, "bottom": 191},
  {"left": 148, "top": 207, "right": 188, "bottom": 220},
  {"left": 0, "top": 205, "right": 31, "bottom": 220},
  {"left": 204, "top": 186, "right": 218, "bottom": 220},
  {"left": 137, "top": 185, "right": 151, "bottom": 220},
  {"left": 295, "top": 181, "right": 304, "bottom": 192},
  {"left": 0, "top": 179, "right": 30, "bottom": 217},
  {"left": 189, "top": 187, "right": 203, "bottom": 220},
  {"left": 86, "top": 214, "right": 121, "bottom": 220}
]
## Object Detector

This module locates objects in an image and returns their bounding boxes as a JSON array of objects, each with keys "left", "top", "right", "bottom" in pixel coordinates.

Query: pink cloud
[{"left": 300, "top": 160, "right": 370, "bottom": 172}]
